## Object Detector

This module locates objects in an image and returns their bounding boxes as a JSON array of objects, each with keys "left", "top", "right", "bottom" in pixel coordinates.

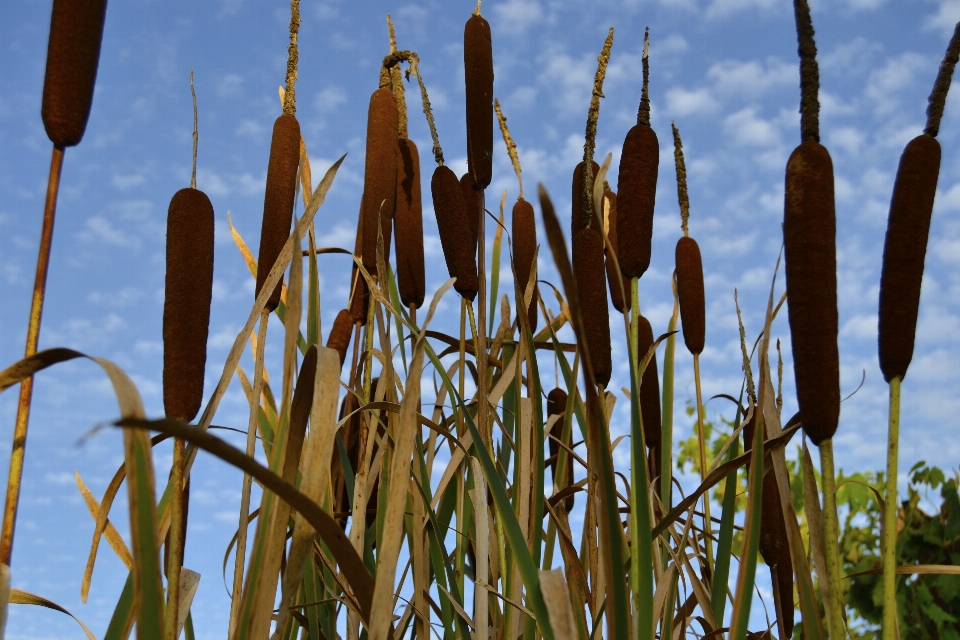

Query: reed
[{"left": 603, "top": 190, "right": 631, "bottom": 313}]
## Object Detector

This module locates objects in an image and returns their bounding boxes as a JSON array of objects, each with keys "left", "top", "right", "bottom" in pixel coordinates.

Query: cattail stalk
[
  {"left": 785, "top": 3, "right": 844, "bottom": 638},
  {"left": 2, "top": 0, "right": 108, "bottom": 566}
]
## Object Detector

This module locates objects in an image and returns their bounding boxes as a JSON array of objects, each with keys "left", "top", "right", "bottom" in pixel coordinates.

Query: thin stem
[
  {"left": 660, "top": 283, "right": 679, "bottom": 529},
  {"left": 228, "top": 309, "right": 269, "bottom": 636},
  {"left": 190, "top": 70, "right": 198, "bottom": 190},
  {"left": 693, "top": 353, "right": 715, "bottom": 575},
  {"left": 925, "top": 20, "right": 960, "bottom": 138},
  {"left": 582, "top": 28, "right": 615, "bottom": 229},
  {"left": 283, "top": 0, "right": 300, "bottom": 115},
  {"left": 477, "top": 190, "right": 490, "bottom": 449},
  {"left": 882, "top": 376, "right": 902, "bottom": 640},
  {"left": 0, "top": 144, "right": 65, "bottom": 566},
  {"left": 164, "top": 436, "right": 185, "bottom": 640},
  {"left": 494, "top": 99, "right": 523, "bottom": 199},
  {"left": 820, "top": 437, "right": 845, "bottom": 640}
]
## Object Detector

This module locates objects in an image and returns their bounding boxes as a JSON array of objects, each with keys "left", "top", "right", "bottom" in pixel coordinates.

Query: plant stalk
[
  {"left": 882, "top": 376, "right": 901, "bottom": 640},
  {"left": 693, "top": 353, "right": 715, "bottom": 575},
  {"left": 820, "top": 438, "right": 845, "bottom": 640},
  {"left": 229, "top": 308, "right": 269, "bottom": 636},
  {"left": 0, "top": 145, "right": 65, "bottom": 566}
]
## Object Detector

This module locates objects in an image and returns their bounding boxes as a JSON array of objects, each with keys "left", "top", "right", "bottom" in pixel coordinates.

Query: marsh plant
[{"left": 1, "top": 1, "right": 958, "bottom": 639}]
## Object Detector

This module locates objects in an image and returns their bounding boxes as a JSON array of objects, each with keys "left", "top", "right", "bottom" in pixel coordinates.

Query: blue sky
[{"left": 2, "top": 0, "right": 960, "bottom": 637}]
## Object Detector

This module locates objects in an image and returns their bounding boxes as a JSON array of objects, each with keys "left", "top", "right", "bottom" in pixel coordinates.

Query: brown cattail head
[
  {"left": 512, "top": 198, "right": 539, "bottom": 332},
  {"left": 617, "top": 124, "right": 659, "bottom": 279},
  {"left": 41, "top": 0, "right": 108, "bottom": 148},
  {"left": 327, "top": 309, "right": 354, "bottom": 370},
  {"left": 163, "top": 188, "right": 215, "bottom": 422},
  {"left": 573, "top": 228, "right": 612, "bottom": 387},
  {"left": 432, "top": 165, "right": 478, "bottom": 301},
  {"left": 395, "top": 138, "right": 426, "bottom": 309},
  {"left": 464, "top": 13, "right": 494, "bottom": 189},
  {"left": 546, "top": 388, "right": 574, "bottom": 509},
  {"left": 362, "top": 88, "right": 399, "bottom": 275},
  {"left": 460, "top": 173, "right": 482, "bottom": 258},
  {"left": 349, "top": 200, "right": 369, "bottom": 326},
  {"left": 675, "top": 236, "right": 705, "bottom": 356},
  {"left": 878, "top": 134, "right": 941, "bottom": 383},
  {"left": 783, "top": 140, "right": 840, "bottom": 445},
  {"left": 636, "top": 314, "right": 662, "bottom": 446},
  {"left": 256, "top": 113, "right": 301, "bottom": 312},
  {"left": 571, "top": 161, "right": 601, "bottom": 237},
  {"left": 603, "top": 191, "right": 631, "bottom": 312}
]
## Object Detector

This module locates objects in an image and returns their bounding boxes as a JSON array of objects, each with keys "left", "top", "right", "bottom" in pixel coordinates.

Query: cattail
[
  {"left": 432, "top": 165, "right": 478, "bottom": 301},
  {"left": 571, "top": 160, "right": 600, "bottom": 237},
  {"left": 163, "top": 188, "right": 215, "bottom": 423},
  {"left": 332, "top": 392, "right": 361, "bottom": 529},
  {"left": 603, "top": 191, "right": 631, "bottom": 313},
  {"left": 547, "top": 388, "right": 574, "bottom": 510},
  {"left": 675, "top": 236, "right": 705, "bottom": 356},
  {"left": 349, "top": 200, "right": 369, "bottom": 326},
  {"left": 362, "top": 88, "right": 399, "bottom": 275},
  {"left": 395, "top": 138, "right": 426, "bottom": 310},
  {"left": 617, "top": 125, "right": 659, "bottom": 280},
  {"left": 460, "top": 173, "right": 482, "bottom": 258},
  {"left": 464, "top": 12, "right": 494, "bottom": 189},
  {"left": 636, "top": 314, "right": 662, "bottom": 447},
  {"left": 513, "top": 198, "right": 538, "bottom": 332},
  {"left": 743, "top": 414, "right": 794, "bottom": 638},
  {"left": 256, "top": 113, "right": 300, "bottom": 312},
  {"left": 783, "top": 140, "right": 839, "bottom": 445},
  {"left": 617, "top": 30, "right": 659, "bottom": 280},
  {"left": 326, "top": 309, "right": 353, "bottom": 370},
  {"left": 41, "top": 0, "right": 109, "bottom": 148},
  {"left": 573, "top": 228, "right": 611, "bottom": 387}
]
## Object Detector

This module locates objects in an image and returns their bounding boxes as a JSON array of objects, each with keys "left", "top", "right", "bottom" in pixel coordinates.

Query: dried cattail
[
  {"left": 783, "top": 140, "right": 839, "bottom": 445},
  {"left": 327, "top": 309, "right": 354, "bottom": 370},
  {"left": 163, "top": 188, "right": 215, "bottom": 422},
  {"left": 464, "top": 12, "right": 494, "bottom": 189},
  {"left": 332, "top": 392, "right": 361, "bottom": 529},
  {"left": 675, "top": 236, "right": 705, "bottom": 356},
  {"left": 571, "top": 160, "right": 601, "bottom": 237},
  {"left": 395, "top": 138, "right": 425, "bottom": 309},
  {"left": 878, "top": 142, "right": 942, "bottom": 383},
  {"left": 349, "top": 200, "right": 369, "bottom": 326},
  {"left": 41, "top": 0, "right": 108, "bottom": 148},
  {"left": 432, "top": 165, "right": 478, "bottom": 301},
  {"left": 603, "top": 191, "right": 631, "bottom": 312},
  {"left": 617, "top": 124, "right": 659, "bottom": 280},
  {"left": 743, "top": 413, "right": 794, "bottom": 638},
  {"left": 362, "top": 88, "right": 399, "bottom": 275},
  {"left": 513, "top": 198, "right": 539, "bottom": 332},
  {"left": 460, "top": 173, "right": 482, "bottom": 258},
  {"left": 573, "top": 228, "right": 611, "bottom": 387},
  {"left": 256, "top": 113, "right": 301, "bottom": 312},
  {"left": 547, "top": 388, "right": 574, "bottom": 510},
  {"left": 636, "top": 314, "right": 662, "bottom": 447}
]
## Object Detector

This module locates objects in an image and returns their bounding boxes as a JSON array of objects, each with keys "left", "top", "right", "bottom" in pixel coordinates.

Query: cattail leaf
[
  {"left": 8, "top": 588, "right": 97, "bottom": 640},
  {"left": 75, "top": 471, "right": 132, "bottom": 571}
]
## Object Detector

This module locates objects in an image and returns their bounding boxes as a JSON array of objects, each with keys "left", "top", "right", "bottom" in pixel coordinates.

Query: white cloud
[
  {"left": 314, "top": 86, "right": 348, "bottom": 113},
  {"left": 828, "top": 126, "right": 865, "bottom": 157},
  {"left": 705, "top": 0, "right": 778, "bottom": 19},
  {"left": 926, "top": 0, "right": 960, "bottom": 34},
  {"left": 78, "top": 216, "right": 139, "bottom": 248},
  {"left": 723, "top": 107, "right": 782, "bottom": 147},
  {"left": 217, "top": 74, "right": 244, "bottom": 98},
  {"left": 492, "top": 0, "right": 544, "bottom": 35},
  {"left": 665, "top": 86, "right": 720, "bottom": 117},
  {"left": 864, "top": 53, "right": 928, "bottom": 116},
  {"left": 706, "top": 58, "right": 794, "bottom": 100}
]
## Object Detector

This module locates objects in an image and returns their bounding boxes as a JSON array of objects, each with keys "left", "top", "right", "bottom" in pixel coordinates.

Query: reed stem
[
  {"left": 229, "top": 309, "right": 269, "bottom": 636},
  {"left": 692, "top": 353, "right": 714, "bottom": 574},
  {"left": 0, "top": 144, "right": 65, "bottom": 567},
  {"left": 164, "top": 436, "right": 185, "bottom": 640},
  {"left": 882, "top": 376, "right": 902, "bottom": 640},
  {"left": 820, "top": 437, "right": 845, "bottom": 640}
]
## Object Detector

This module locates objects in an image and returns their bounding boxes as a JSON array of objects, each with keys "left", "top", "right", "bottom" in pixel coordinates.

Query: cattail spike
[
  {"left": 573, "top": 228, "right": 612, "bottom": 386},
  {"left": 925, "top": 20, "right": 960, "bottom": 137},
  {"left": 676, "top": 236, "right": 705, "bottom": 356},
  {"left": 672, "top": 122, "right": 690, "bottom": 237},
  {"left": 512, "top": 198, "right": 538, "bottom": 331},
  {"left": 793, "top": 0, "right": 820, "bottom": 142},
  {"left": 256, "top": 113, "right": 301, "bottom": 311},
  {"left": 283, "top": 0, "right": 300, "bottom": 116},
  {"left": 41, "top": 0, "right": 109, "bottom": 148},
  {"left": 396, "top": 138, "right": 426, "bottom": 309},
  {"left": 465, "top": 12, "right": 494, "bottom": 189},
  {"left": 495, "top": 98, "right": 523, "bottom": 199},
  {"left": 546, "top": 388, "right": 574, "bottom": 509},
  {"left": 636, "top": 314, "right": 662, "bottom": 447},
  {"left": 638, "top": 27, "right": 651, "bottom": 126},
  {"left": 432, "top": 166, "right": 479, "bottom": 300},
  {"left": 602, "top": 191, "right": 631, "bottom": 312},
  {"left": 583, "top": 28, "right": 615, "bottom": 226},
  {"left": 164, "top": 188, "right": 215, "bottom": 422},
  {"left": 361, "top": 88, "right": 399, "bottom": 276},
  {"left": 571, "top": 161, "right": 601, "bottom": 237},
  {"left": 461, "top": 173, "right": 483, "bottom": 258},
  {"left": 327, "top": 309, "right": 354, "bottom": 370}
]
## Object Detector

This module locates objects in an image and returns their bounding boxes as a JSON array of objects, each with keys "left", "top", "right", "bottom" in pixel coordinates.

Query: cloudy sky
[{"left": 2, "top": 0, "right": 960, "bottom": 637}]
